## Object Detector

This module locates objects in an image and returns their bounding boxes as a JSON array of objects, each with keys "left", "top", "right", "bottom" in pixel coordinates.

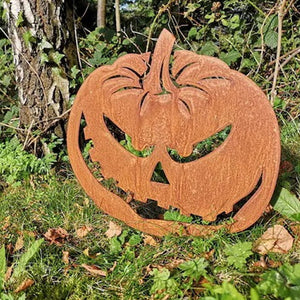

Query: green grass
[{"left": 0, "top": 173, "right": 300, "bottom": 299}]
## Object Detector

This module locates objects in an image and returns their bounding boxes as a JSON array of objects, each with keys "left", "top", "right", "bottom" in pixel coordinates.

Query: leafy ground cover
[{"left": 0, "top": 163, "right": 299, "bottom": 299}]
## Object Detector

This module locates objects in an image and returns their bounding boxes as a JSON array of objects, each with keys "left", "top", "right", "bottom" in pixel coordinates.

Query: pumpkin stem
[{"left": 144, "top": 29, "right": 176, "bottom": 95}]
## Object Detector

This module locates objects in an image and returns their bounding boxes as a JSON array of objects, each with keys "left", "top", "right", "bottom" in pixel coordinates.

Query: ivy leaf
[
  {"left": 40, "top": 38, "right": 53, "bottom": 50},
  {"left": 224, "top": 241, "right": 253, "bottom": 270},
  {"left": 179, "top": 257, "right": 209, "bottom": 281},
  {"left": 23, "top": 31, "right": 36, "bottom": 47},
  {"left": 272, "top": 187, "right": 300, "bottom": 221},
  {"left": 50, "top": 51, "right": 65, "bottom": 65},
  {"left": 40, "top": 52, "right": 49, "bottom": 64},
  {"left": 219, "top": 50, "right": 241, "bottom": 65},
  {"left": 265, "top": 31, "right": 278, "bottom": 49},
  {"left": 16, "top": 11, "right": 24, "bottom": 27}
]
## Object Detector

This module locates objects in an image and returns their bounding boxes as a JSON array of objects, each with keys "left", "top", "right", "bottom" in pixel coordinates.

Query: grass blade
[
  {"left": 11, "top": 239, "right": 43, "bottom": 280},
  {"left": 0, "top": 245, "right": 6, "bottom": 291}
]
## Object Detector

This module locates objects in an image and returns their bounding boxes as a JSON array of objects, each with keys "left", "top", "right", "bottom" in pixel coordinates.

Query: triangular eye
[{"left": 151, "top": 162, "right": 169, "bottom": 184}]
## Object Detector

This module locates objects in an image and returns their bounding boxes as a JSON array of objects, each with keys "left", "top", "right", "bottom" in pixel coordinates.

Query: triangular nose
[{"left": 151, "top": 162, "right": 169, "bottom": 184}]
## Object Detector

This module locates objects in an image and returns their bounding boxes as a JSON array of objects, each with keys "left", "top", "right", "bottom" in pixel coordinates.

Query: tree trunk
[
  {"left": 115, "top": 0, "right": 121, "bottom": 35},
  {"left": 3, "top": 0, "right": 76, "bottom": 153},
  {"left": 97, "top": 0, "right": 106, "bottom": 28}
]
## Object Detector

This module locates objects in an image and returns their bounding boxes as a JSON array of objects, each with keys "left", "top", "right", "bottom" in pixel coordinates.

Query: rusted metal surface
[{"left": 67, "top": 29, "right": 281, "bottom": 236}]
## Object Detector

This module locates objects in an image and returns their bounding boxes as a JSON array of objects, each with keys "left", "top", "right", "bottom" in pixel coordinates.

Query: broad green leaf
[
  {"left": 265, "top": 31, "right": 278, "bottom": 49},
  {"left": 188, "top": 27, "right": 198, "bottom": 39},
  {"left": 71, "top": 65, "right": 80, "bottom": 79},
  {"left": 40, "top": 52, "right": 49, "bottom": 64},
  {"left": 12, "top": 239, "right": 43, "bottom": 280},
  {"left": 50, "top": 51, "right": 65, "bottom": 65},
  {"left": 263, "top": 14, "right": 278, "bottom": 34},
  {"left": 219, "top": 50, "right": 241, "bottom": 65},
  {"left": 272, "top": 187, "right": 300, "bottom": 221},
  {"left": 110, "top": 237, "right": 122, "bottom": 254},
  {"left": 0, "top": 246, "right": 6, "bottom": 291},
  {"left": 23, "top": 31, "right": 36, "bottom": 47},
  {"left": 257, "top": 263, "right": 300, "bottom": 298},
  {"left": 40, "top": 38, "right": 53, "bottom": 50},
  {"left": 16, "top": 11, "right": 24, "bottom": 27},
  {"left": 200, "top": 41, "right": 219, "bottom": 56},
  {"left": 128, "top": 234, "right": 142, "bottom": 246}
]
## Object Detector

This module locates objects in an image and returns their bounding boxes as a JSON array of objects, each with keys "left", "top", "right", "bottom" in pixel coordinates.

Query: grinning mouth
[{"left": 103, "top": 114, "right": 231, "bottom": 163}]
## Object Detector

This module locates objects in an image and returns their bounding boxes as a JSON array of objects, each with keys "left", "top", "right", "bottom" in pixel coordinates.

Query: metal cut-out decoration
[{"left": 67, "top": 29, "right": 280, "bottom": 236}]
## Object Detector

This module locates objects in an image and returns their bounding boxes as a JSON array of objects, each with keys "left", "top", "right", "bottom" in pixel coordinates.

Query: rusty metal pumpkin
[{"left": 67, "top": 29, "right": 280, "bottom": 236}]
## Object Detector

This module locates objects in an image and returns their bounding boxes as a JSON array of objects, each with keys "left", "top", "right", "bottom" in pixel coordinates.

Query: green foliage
[
  {"left": 179, "top": 257, "right": 209, "bottom": 281},
  {"left": 22, "top": 30, "right": 36, "bottom": 47},
  {"left": 164, "top": 210, "right": 193, "bottom": 223},
  {"left": 203, "top": 281, "right": 246, "bottom": 300},
  {"left": 0, "top": 38, "right": 16, "bottom": 108},
  {"left": 0, "top": 178, "right": 300, "bottom": 299},
  {"left": 257, "top": 263, "right": 300, "bottom": 299},
  {"left": 0, "top": 240, "right": 43, "bottom": 299},
  {"left": 272, "top": 187, "right": 300, "bottom": 221},
  {"left": 150, "top": 268, "right": 180, "bottom": 297},
  {"left": 120, "top": 134, "right": 154, "bottom": 157},
  {"left": 0, "top": 246, "right": 5, "bottom": 292},
  {"left": 0, "top": 138, "right": 55, "bottom": 186},
  {"left": 224, "top": 241, "right": 253, "bottom": 270},
  {"left": 11, "top": 239, "right": 44, "bottom": 280}
]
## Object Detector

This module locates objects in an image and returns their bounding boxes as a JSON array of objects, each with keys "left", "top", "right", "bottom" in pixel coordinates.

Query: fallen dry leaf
[
  {"left": 14, "top": 278, "right": 34, "bottom": 293},
  {"left": 14, "top": 235, "right": 24, "bottom": 252},
  {"left": 1, "top": 216, "right": 10, "bottom": 230},
  {"left": 5, "top": 266, "right": 13, "bottom": 281},
  {"left": 253, "top": 225, "right": 294, "bottom": 255},
  {"left": 290, "top": 223, "right": 300, "bottom": 236},
  {"left": 44, "top": 227, "right": 69, "bottom": 246},
  {"left": 76, "top": 225, "right": 93, "bottom": 238},
  {"left": 62, "top": 251, "right": 69, "bottom": 265},
  {"left": 82, "top": 248, "right": 96, "bottom": 259},
  {"left": 105, "top": 221, "right": 122, "bottom": 238},
  {"left": 143, "top": 235, "right": 158, "bottom": 247},
  {"left": 24, "top": 231, "right": 36, "bottom": 238},
  {"left": 204, "top": 249, "right": 215, "bottom": 260},
  {"left": 109, "top": 261, "right": 117, "bottom": 272},
  {"left": 6, "top": 243, "right": 13, "bottom": 255},
  {"left": 83, "top": 248, "right": 90, "bottom": 257},
  {"left": 163, "top": 259, "right": 185, "bottom": 270},
  {"left": 81, "top": 264, "right": 107, "bottom": 277},
  {"left": 83, "top": 198, "right": 90, "bottom": 207},
  {"left": 249, "top": 257, "right": 268, "bottom": 272}
]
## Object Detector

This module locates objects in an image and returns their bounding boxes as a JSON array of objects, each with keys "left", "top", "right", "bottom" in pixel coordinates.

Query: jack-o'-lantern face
[{"left": 67, "top": 29, "right": 280, "bottom": 236}]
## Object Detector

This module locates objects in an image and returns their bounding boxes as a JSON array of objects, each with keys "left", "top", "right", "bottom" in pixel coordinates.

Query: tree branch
[{"left": 270, "top": 0, "right": 288, "bottom": 106}]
